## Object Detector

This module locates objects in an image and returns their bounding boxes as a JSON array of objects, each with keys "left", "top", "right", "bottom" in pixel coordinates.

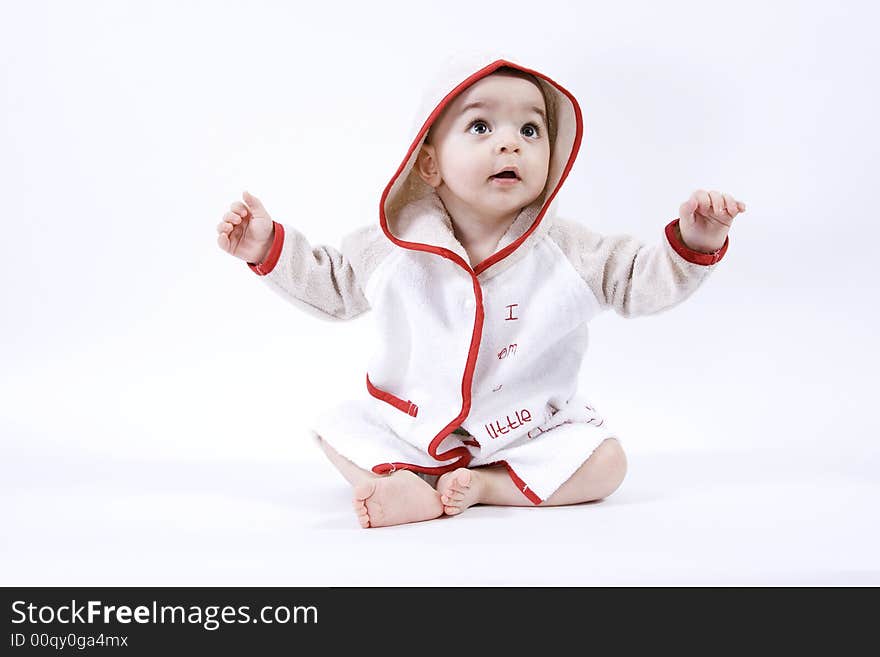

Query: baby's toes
[
  {"left": 441, "top": 490, "right": 465, "bottom": 504},
  {"left": 357, "top": 510, "right": 370, "bottom": 528},
  {"left": 352, "top": 486, "right": 374, "bottom": 528},
  {"left": 441, "top": 488, "right": 467, "bottom": 516}
]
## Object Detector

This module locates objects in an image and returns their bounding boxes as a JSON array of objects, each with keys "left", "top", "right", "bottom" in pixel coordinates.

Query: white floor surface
[{"left": 3, "top": 438, "right": 877, "bottom": 587}]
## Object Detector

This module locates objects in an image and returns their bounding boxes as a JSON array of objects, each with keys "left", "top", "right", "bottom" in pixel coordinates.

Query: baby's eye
[
  {"left": 522, "top": 123, "right": 540, "bottom": 138},
  {"left": 467, "top": 119, "right": 541, "bottom": 138},
  {"left": 468, "top": 120, "right": 490, "bottom": 135}
]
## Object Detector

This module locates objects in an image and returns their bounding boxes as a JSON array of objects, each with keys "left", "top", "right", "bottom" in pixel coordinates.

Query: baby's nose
[
  {"left": 495, "top": 126, "right": 521, "bottom": 153},
  {"left": 496, "top": 139, "right": 520, "bottom": 154}
]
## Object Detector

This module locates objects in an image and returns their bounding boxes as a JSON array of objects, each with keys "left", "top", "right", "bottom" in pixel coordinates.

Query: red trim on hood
[
  {"left": 379, "top": 59, "right": 583, "bottom": 276},
  {"left": 374, "top": 59, "right": 584, "bottom": 469}
]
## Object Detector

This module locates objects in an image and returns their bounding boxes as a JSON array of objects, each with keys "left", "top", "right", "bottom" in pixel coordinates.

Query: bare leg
[
  {"left": 317, "top": 433, "right": 376, "bottom": 487},
  {"left": 316, "top": 436, "right": 443, "bottom": 528},
  {"left": 436, "top": 437, "right": 627, "bottom": 515}
]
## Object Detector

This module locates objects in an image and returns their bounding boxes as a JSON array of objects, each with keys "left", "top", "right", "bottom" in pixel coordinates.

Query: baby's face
[{"left": 417, "top": 73, "right": 551, "bottom": 222}]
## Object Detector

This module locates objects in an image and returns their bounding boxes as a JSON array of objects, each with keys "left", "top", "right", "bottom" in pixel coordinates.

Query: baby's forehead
[
  {"left": 454, "top": 73, "right": 546, "bottom": 109},
  {"left": 426, "top": 69, "right": 551, "bottom": 143}
]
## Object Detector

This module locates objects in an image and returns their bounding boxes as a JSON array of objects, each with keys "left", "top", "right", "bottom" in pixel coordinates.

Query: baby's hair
[{"left": 426, "top": 65, "right": 556, "bottom": 149}]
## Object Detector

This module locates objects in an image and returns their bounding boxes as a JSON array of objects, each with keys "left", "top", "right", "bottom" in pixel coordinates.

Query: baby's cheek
[{"left": 458, "top": 158, "right": 489, "bottom": 184}]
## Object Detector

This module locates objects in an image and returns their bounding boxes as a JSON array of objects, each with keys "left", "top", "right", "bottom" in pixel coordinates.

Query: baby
[{"left": 216, "top": 55, "right": 746, "bottom": 528}]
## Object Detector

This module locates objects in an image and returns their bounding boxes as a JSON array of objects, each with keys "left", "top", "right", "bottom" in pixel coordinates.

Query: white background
[{"left": 2, "top": 0, "right": 878, "bottom": 585}]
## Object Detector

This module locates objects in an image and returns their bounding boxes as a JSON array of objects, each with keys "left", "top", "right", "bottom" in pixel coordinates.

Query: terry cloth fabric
[{"left": 246, "top": 51, "right": 729, "bottom": 504}]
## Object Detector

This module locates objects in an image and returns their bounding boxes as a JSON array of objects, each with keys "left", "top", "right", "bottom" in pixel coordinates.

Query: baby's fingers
[
  {"left": 722, "top": 193, "right": 739, "bottom": 217},
  {"left": 708, "top": 190, "right": 725, "bottom": 215},
  {"left": 691, "top": 189, "right": 711, "bottom": 215},
  {"left": 223, "top": 210, "right": 243, "bottom": 226},
  {"left": 230, "top": 201, "right": 249, "bottom": 218},
  {"left": 722, "top": 193, "right": 747, "bottom": 217}
]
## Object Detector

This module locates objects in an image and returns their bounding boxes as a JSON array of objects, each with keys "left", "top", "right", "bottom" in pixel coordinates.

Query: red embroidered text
[{"left": 485, "top": 408, "right": 532, "bottom": 439}]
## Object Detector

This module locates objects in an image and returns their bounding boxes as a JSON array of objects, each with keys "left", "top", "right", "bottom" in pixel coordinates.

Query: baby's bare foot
[
  {"left": 436, "top": 468, "right": 481, "bottom": 516},
  {"left": 352, "top": 470, "right": 444, "bottom": 528}
]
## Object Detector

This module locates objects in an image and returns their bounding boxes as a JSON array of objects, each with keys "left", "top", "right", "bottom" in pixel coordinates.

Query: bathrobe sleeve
[
  {"left": 548, "top": 217, "right": 729, "bottom": 318},
  {"left": 247, "top": 221, "right": 391, "bottom": 321}
]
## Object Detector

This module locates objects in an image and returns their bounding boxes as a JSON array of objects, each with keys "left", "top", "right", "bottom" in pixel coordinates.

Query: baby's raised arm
[{"left": 216, "top": 191, "right": 383, "bottom": 321}]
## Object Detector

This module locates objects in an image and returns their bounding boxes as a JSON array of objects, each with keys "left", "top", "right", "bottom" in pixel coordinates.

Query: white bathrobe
[{"left": 246, "top": 53, "right": 730, "bottom": 504}]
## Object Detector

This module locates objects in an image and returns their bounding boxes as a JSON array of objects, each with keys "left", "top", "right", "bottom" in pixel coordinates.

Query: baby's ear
[{"left": 415, "top": 144, "right": 442, "bottom": 188}]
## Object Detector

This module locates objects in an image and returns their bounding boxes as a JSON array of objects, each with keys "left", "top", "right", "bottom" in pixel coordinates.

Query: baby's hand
[
  {"left": 678, "top": 189, "right": 746, "bottom": 254},
  {"left": 216, "top": 191, "right": 276, "bottom": 263}
]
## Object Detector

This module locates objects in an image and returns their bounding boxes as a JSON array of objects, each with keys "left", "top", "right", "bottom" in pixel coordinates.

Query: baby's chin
[
  {"left": 439, "top": 180, "right": 546, "bottom": 216},
  {"left": 469, "top": 194, "right": 540, "bottom": 220},
  {"left": 483, "top": 180, "right": 545, "bottom": 206}
]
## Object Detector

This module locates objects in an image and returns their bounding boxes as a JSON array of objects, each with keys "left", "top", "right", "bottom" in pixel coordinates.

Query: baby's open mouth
[{"left": 490, "top": 171, "right": 520, "bottom": 180}]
